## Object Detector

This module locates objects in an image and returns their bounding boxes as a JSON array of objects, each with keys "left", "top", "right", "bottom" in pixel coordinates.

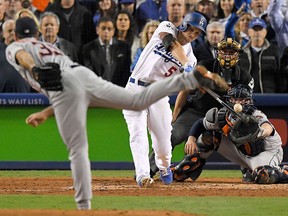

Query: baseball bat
[{"left": 203, "top": 87, "right": 249, "bottom": 123}]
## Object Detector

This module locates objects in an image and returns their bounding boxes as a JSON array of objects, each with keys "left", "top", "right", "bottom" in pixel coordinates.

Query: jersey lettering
[
  {"left": 32, "top": 41, "right": 63, "bottom": 57},
  {"left": 153, "top": 44, "right": 181, "bottom": 67}
]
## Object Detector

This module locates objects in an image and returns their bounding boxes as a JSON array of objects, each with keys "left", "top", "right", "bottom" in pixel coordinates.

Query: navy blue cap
[
  {"left": 15, "top": 17, "right": 38, "bottom": 38},
  {"left": 248, "top": 18, "right": 267, "bottom": 29}
]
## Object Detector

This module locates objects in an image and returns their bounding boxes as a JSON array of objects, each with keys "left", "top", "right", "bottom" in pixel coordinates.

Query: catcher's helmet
[
  {"left": 215, "top": 37, "right": 242, "bottom": 69},
  {"left": 226, "top": 84, "right": 253, "bottom": 105},
  {"left": 178, "top": 12, "right": 207, "bottom": 33}
]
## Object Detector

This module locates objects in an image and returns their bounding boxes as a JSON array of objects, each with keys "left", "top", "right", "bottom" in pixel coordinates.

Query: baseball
[{"left": 233, "top": 103, "right": 243, "bottom": 113}]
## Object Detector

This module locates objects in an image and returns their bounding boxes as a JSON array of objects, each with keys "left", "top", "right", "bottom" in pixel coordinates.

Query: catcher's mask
[
  {"left": 225, "top": 84, "right": 253, "bottom": 111},
  {"left": 215, "top": 37, "right": 242, "bottom": 69}
]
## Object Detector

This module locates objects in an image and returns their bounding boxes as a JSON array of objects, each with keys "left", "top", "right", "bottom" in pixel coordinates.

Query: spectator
[
  {"left": 39, "top": 12, "right": 78, "bottom": 62},
  {"left": 215, "top": 0, "right": 237, "bottom": 26},
  {"left": 234, "top": 12, "right": 252, "bottom": 46},
  {"left": 82, "top": 16, "right": 131, "bottom": 87},
  {"left": 184, "top": 0, "right": 197, "bottom": 13},
  {"left": 267, "top": 0, "right": 288, "bottom": 56},
  {"left": 196, "top": 0, "right": 217, "bottom": 20},
  {"left": 224, "top": 2, "right": 252, "bottom": 47},
  {"left": 118, "top": 0, "right": 136, "bottom": 16},
  {"left": 114, "top": 10, "right": 136, "bottom": 48},
  {"left": 131, "top": 20, "right": 160, "bottom": 71},
  {"left": 45, "top": 0, "right": 96, "bottom": 55},
  {"left": 249, "top": 0, "right": 268, "bottom": 18},
  {"left": 135, "top": 0, "right": 168, "bottom": 34},
  {"left": 250, "top": 0, "right": 276, "bottom": 44},
  {"left": 0, "top": 0, "right": 8, "bottom": 42},
  {"left": 14, "top": 8, "right": 40, "bottom": 29},
  {"left": 166, "top": 0, "right": 186, "bottom": 27},
  {"left": 93, "top": 0, "right": 117, "bottom": 27},
  {"left": 194, "top": 21, "right": 225, "bottom": 62},
  {"left": 0, "top": 19, "right": 31, "bottom": 92},
  {"left": 4, "top": 0, "right": 22, "bottom": 19},
  {"left": 239, "top": 18, "right": 284, "bottom": 93}
]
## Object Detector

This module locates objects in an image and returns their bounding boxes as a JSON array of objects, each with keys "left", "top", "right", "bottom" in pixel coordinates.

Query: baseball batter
[
  {"left": 6, "top": 17, "right": 227, "bottom": 209},
  {"left": 123, "top": 12, "right": 208, "bottom": 187}
]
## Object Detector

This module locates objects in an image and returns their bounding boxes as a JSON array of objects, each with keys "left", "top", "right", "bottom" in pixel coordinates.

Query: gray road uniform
[
  {"left": 176, "top": 106, "right": 285, "bottom": 184},
  {"left": 203, "top": 109, "right": 283, "bottom": 171},
  {"left": 6, "top": 37, "right": 201, "bottom": 209}
]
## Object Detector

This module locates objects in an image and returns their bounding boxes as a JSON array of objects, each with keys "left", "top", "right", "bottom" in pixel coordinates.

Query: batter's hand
[
  {"left": 185, "top": 136, "right": 198, "bottom": 155},
  {"left": 26, "top": 112, "right": 48, "bottom": 127}
]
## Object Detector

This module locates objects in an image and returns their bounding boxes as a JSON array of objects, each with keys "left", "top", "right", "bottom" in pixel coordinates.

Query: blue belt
[{"left": 129, "top": 77, "right": 151, "bottom": 87}]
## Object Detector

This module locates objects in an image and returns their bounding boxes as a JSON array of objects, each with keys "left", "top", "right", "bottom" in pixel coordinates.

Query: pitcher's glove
[
  {"left": 32, "top": 62, "right": 63, "bottom": 91},
  {"left": 193, "top": 65, "right": 229, "bottom": 92},
  {"left": 229, "top": 115, "right": 264, "bottom": 146}
]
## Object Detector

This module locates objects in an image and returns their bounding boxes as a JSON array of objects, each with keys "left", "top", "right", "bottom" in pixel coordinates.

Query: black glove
[
  {"left": 32, "top": 62, "right": 63, "bottom": 91},
  {"left": 229, "top": 115, "right": 264, "bottom": 146}
]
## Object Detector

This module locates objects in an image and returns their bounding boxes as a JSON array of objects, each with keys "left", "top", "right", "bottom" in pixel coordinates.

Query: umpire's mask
[{"left": 215, "top": 37, "right": 242, "bottom": 69}]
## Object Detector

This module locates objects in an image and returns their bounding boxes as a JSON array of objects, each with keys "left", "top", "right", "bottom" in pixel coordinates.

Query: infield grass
[{"left": 0, "top": 170, "right": 287, "bottom": 216}]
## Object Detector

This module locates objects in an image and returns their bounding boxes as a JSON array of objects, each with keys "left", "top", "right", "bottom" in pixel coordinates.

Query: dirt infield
[{"left": 0, "top": 176, "right": 287, "bottom": 216}]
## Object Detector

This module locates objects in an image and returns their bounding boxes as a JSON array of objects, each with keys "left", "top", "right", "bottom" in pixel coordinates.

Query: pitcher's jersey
[
  {"left": 131, "top": 21, "right": 197, "bottom": 82},
  {"left": 6, "top": 37, "right": 74, "bottom": 92}
]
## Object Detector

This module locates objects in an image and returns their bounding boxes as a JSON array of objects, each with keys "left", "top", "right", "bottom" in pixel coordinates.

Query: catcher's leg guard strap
[{"left": 173, "top": 154, "right": 206, "bottom": 181}]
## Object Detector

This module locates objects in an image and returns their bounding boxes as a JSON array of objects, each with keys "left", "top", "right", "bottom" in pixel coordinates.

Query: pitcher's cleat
[{"left": 77, "top": 200, "right": 91, "bottom": 210}]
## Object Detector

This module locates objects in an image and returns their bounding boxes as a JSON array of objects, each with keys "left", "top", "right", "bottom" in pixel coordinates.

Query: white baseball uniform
[
  {"left": 123, "top": 21, "right": 197, "bottom": 182},
  {"left": 6, "top": 37, "right": 199, "bottom": 209}
]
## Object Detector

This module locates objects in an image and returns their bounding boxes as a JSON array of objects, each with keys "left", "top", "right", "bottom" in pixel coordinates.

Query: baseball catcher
[{"left": 173, "top": 84, "right": 287, "bottom": 184}]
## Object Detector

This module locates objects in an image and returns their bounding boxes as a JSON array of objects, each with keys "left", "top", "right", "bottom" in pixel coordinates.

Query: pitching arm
[{"left": 15, "top": 49, "right": 36, "bottom": 74}]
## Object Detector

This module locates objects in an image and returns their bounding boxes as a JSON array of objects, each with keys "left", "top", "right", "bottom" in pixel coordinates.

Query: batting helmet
[
  {"left": 215, "top": 37, "right": 242, "bottom": 69},
  {"left": 178, "top": 12, "right": 207, "bottom": 33}
]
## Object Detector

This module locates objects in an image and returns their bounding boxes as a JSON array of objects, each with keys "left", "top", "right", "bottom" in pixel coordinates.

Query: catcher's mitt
[
  {"left": 229, "top": 115, "right": 264, "bottom": 146},
  {"left": 194, "top": 65, "right": 229, "bottom": 92},
  {"left": 32, "top": 62, "right": 63, "bottom": 91}
]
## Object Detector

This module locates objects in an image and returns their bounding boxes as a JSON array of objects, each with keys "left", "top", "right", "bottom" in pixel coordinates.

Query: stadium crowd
[{"left": 0, "top": 0, "right": 288, "bottom": 93}]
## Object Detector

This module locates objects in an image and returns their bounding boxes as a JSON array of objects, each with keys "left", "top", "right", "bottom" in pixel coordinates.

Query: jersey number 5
[{"left": 164, "top": 66, "right": 177, "bottom": 77}]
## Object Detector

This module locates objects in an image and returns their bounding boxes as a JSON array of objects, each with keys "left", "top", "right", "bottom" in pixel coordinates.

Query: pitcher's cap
[{"left": 15, "top": 17, "right": 38, "bottom": 38}]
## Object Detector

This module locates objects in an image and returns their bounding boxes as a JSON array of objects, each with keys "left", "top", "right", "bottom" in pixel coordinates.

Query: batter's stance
[
  {"left": 123, "top": 12, "right": 208, "bottom": 187},
  {"left": 6, "top": 17, "right": 227, "bottom": 209}
]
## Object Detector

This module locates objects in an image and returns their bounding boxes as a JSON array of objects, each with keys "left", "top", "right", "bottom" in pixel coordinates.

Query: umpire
[{"left": 149, "top": 37, "right": 254, "bottom": 176}]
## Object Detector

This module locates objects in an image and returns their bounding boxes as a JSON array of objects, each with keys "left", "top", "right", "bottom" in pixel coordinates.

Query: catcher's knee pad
[
  {"left": 198, "top": 130, "right": 221, "bottom": 152},
  {"left": 173, "top": 154, "right": 206, "bottom": 182},
  {"left": 252, "top": 165, "right": 282, "bottom": 184}
]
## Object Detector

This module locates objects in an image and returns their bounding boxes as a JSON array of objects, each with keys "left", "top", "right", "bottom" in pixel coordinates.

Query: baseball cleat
[
  {"left": 77, "top": 200, "right": 91, "bottom": 210},
  {"left": 160, "top": 167, "right": 173, "bottom": 185},
  {"left": 137, "top": 176, "right": 154, "bottom": 188}
]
